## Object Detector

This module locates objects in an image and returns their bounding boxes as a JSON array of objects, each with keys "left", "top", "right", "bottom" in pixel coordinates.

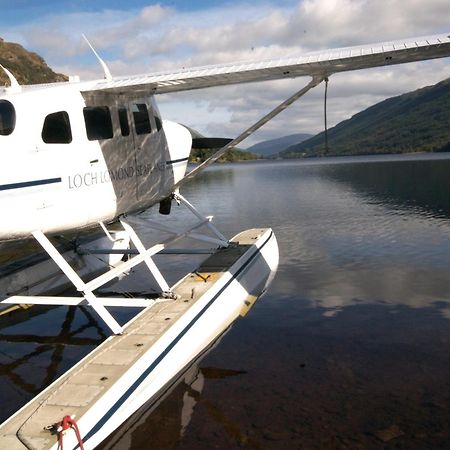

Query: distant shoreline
[{"left": 188, "top": 152, "right": 450, "bottom": 169}]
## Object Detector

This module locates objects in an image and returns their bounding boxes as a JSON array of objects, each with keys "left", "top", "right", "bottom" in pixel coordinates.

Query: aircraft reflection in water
[
  {"left": 0, "top": 306, "right": 106, "bottom": 408},
  {"left": 100, "top": 341, "right": 248, "bottom": 450}
]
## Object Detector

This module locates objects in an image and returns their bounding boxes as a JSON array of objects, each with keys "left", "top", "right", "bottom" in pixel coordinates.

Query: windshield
[{"left": 0, "top": 100, "right": 16, "bottom": 135}]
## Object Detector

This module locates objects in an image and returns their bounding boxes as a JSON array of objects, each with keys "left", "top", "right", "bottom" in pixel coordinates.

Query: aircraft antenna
[
  {"left": 82, "top": 34, "right": 113, "bottom": 81},
  {"left": 0, "top": 64, "right": 21, "bottom": 92}
]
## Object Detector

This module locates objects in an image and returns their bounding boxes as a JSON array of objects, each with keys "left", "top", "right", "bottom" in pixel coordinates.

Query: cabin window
[
  {"left": 155, "top": 115, "right": 162, "bottom": 132},
  {"left": 0, "top": 100, "right": 16, "bottom": 136},
  {"left": 118, "top": 108, "right": 130, "bottom": 136},
  {"left": 83, "top": 106, "right": 113, "bottom": 141},
  {"left": 132, "top": 103, "right": 152, "bottom": 135},
  {"left": 41, "top": 111, "right": 72, "bottom": 144}
]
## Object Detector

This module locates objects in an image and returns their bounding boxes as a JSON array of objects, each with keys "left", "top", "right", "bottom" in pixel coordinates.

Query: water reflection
[
  {"left": 163, "top": 156, "right": 450, "bottom": 448},
  {"left": 318, "top": 154, "right": 450, "bottom": 219},
  {"left": 186, "top": 301, "right": 450, "bottom": 448},
  {"left": 0, "top": 305, "right": 106, "bottom": 421},
  {"left": 100, "top": 364, "right": 248, "bottom": 450},
  {"left": 1, "top": 155, "right": 450, "bottom": 448},
  {"left": 179, "top": 157, "right": 450, "bottom": 317}
]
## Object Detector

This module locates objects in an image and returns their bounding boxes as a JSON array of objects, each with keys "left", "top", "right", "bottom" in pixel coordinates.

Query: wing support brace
[
  {"left": 175, "top": 75, "right": 325, "bottom": 189},
  {"left": 1, "top": 195, "right": 228, "bottom": 335}
]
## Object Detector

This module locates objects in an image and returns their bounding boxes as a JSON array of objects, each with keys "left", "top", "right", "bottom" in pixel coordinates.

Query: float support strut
[{"left": 31, "top": 230, "right": 123, "bottom": 334}]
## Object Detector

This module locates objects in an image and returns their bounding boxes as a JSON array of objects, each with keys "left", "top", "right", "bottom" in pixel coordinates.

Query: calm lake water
[{"left": 2, "top": 154, "right": 450, "bottom": 449}]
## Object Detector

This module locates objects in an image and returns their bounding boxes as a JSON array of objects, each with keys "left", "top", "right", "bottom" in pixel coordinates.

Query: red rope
[{"left": 57, "top": 415, "right": 85, "bottom": 450}]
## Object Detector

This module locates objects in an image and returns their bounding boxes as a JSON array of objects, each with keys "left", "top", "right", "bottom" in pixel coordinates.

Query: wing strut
[{"left": 174, "top": 75, "right": 325, "bottom": 189}]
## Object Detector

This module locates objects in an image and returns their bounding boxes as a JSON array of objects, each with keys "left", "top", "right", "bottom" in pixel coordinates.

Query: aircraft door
[
  {"left": 110, "top": 104, "right": 139, "bottom": 213},
  {"left": 81, "top": 92, "right": 140, "bottom": 217},
  {"left": 129, "top": 99, "right": 166, "bottom": 205}
]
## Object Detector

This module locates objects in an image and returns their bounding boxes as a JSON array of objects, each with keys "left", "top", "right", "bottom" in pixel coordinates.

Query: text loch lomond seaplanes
[{"left": 68, "top": 163, "right": 155, "bottom": 189}]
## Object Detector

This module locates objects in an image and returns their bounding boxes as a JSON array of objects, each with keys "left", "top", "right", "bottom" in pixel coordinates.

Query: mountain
[
  {"left": 0, "top": 37, "right": 67, "bottom": 86},
  {"left": 280, "top": 78, "right": 450, "bottom": 158},
  {"left": 246, "top": 133, "right": 312, "bottom": 156}
]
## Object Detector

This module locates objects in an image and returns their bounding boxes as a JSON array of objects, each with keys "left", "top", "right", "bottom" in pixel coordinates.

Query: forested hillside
[{"left": 280, "top": 78, "right": 450, "bottom": 158}]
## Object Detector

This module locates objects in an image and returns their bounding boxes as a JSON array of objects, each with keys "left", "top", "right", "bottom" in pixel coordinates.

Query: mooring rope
[
  {"left": 324, "top": 76, "right": 329, "bottom": 154},
  {"left": 57, "top": 415, "right": 85, "bottom": 450}
]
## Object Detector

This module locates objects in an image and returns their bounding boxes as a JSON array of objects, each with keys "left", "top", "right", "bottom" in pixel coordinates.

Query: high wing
[
  {"left": 81, "top": 34, "right": 450, "bottom": 95},
  {"left": 76, "top": 33, "right": 450, "bottom": 189}
]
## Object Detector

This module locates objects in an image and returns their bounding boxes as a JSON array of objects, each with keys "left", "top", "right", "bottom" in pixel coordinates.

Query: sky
[{"left": 0, "top": 0, "right": 449, "bottom": 146}]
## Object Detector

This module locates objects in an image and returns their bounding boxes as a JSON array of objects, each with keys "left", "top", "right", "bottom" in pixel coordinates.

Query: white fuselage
[{"left": 0, "top": 82, "right": 192, "bottom": 241}]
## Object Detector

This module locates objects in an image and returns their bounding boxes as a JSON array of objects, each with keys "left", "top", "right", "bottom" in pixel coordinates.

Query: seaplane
[{"left": 0, "top": 33, "right": 449, "bottom": 449}]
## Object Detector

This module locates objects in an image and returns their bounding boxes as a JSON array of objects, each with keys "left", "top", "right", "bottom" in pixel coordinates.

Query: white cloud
[
  {"left": 2, "top": 0, "right": 449, "bottom": 144},
  {"left": 91, "top": 5, "right": 174, "bottom": 52}
]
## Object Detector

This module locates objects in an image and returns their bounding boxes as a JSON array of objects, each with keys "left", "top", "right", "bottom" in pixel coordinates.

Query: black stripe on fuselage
[
  {"left": 78, "top": 231, "right": 274, "bottom": 448},
  {"left": 0, "top": 178, "right": 62, "bottom": 192}
]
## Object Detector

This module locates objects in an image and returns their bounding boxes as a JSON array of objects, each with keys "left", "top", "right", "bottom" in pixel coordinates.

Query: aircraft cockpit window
[
  {"left": 118, "top": 108, "right": 130, "bottom": 137},
  {"left": 83, "top": 106, "right": 113, "bottom": 141},
  {"left": 132, "top": 103, "right": 152, "bottom": 135},
  {"left": 0, "top": 100, "right": 16, "bottom": 136},
  {"left": 41, "top": 111, "right": 72, "bottom": 144}
]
